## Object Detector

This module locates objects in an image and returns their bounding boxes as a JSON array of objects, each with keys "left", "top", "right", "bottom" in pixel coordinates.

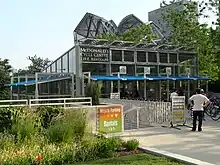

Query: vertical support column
[
  {"left": 82, "top": 74, "right": 85, "bottom": 96},
  {"left": 159, "top": 80, "right": 162, "bottom": 100},
  {"left": 17, "top": 76, "right": 20, "bottom": 100},
  {"left": 35, "top": 73, "right": 39, "bottom": 99},
  {"left": 25, "top": 75, "right": 28, "bottom": 99},
  {"left": 206, "top": 81, "right": 209, "bottom": 93},
  {"left": 167, "top": 80, "right": 169, "bottom": 101},
  {"left": 71, "top": 73, "right": 75, "bottom": 98},
  {"left": 10, "top": 76, "right": 13, "bottom": 100},
  {"left": 75, "top": 44, "right": 82, "bottom": 97},
  {"left": 144, "top": 80, "right": 147, "bottom": 99},
  {"left": 122, "top": 50, "right": 125, "bottom": 62},
  {"left": 117, "top": 72, "right": 120, "bottom": 93},
  {"left": 187, "top": 80, "right": 190, "bottom": 100}
]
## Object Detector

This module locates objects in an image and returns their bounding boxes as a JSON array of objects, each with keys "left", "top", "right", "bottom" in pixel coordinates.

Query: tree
[
  {"left": 27, "top": 55, "right": 51, "bottom": 74},
  {"left": 0, "top": 58, "right": 12, "bottom": 100},
  {"left": 97, "top": 24, "right": 154, "bottom": 44},
  {"left": 162, "top": 1, "right": 220, "bottom": 80},
  {"left": 17, "top": 55, "right": 51, "bottom": 75}
]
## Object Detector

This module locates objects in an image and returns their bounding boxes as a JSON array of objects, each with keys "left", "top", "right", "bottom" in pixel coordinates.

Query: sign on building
[
  {"left": 144, "top": 67, "right": 151, "bottom": 75},
  {"left": 119, "top": 66, "right": 127, "bottom": 74},
  {"left": 99, "top": 105, "right": 123, "bottom": 133},
  {"left": 110, "top": 93, "right": 120, "bottom": 99},
  {"left": 166, "top": 67, "right": 172, "bottom": 76},
  {"left": 81, "top": 47, "right": 109, "bottom": 62},
  {"left": 171, "top": 96, "right": 185, "bottom": 125}
]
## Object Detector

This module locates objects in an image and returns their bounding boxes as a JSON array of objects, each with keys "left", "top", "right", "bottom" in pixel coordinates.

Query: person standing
[
  {"left": 170, "top": 88, "right": 178, "bottom": 101},
  {"left": 189, "top": 88, "right": 209, "bottom": 132},
  {"left": 201, "top": 89, "right": 207, "bottom": 121}
]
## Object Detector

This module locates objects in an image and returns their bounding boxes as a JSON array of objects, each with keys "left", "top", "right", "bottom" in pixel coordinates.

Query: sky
[{"left": 0, "top": 0, "right": 216, "bottom": 70}]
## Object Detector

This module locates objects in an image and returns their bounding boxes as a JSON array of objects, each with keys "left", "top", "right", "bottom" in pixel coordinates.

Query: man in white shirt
[
  {"left": 189, "top": 88, "right": 209, "bottom": 132},
  {"left": 170, "top": 88, "right": 178, "bottom": 101}
]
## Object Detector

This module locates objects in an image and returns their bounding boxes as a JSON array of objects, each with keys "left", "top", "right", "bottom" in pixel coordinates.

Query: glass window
[
  {"left": 124, "top": 51, "right": 134, "bottom": 62},
  {"left": 179, "top": 53, "right": 195, "bottom": 63},
  {"left": 137, "top": 65, "right": 157, "bottom": 76},
  {"left": 51, "top": 63, "right": 56, "bottom": 72},
  {"left": 170, "top": 53, "right": 177, "bottom": 63},
  {"left": 111, "top": 64, "right": 135, "bottom": 75},
  {"left": 112, "top": 50, "right": 122, "bottom": 61},
  {"left": 57, "top": 58, "right": 62, "bottom": 72},
  {"left": 69, "top": 49, "right": 76, "bottom": 74},
  {"left": 137, "top": 52, "right": 146, "bottom": 62},
  {"left": 83, "top": 63, "right": 107, "bottom": 75},
  {"left": 159, "top": 53, "right": 168, "bottom": 63},
  {"left": 62, "top": 54, "right": 68, "bottom": 73},
  {"left": 159, "top": 66, "right": 174, "bottom": 76},
  {"left": 148, "top": 52, "right": 157, "bottom": 63}
]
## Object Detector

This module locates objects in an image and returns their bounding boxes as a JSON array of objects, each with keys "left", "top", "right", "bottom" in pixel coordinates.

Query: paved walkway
[{"left": 120, "top": 118, "right": 220, "bottom": 165}]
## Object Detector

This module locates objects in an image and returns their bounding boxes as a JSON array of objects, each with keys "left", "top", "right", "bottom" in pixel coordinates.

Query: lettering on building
[{"left": 81, "top": 47, "right": 109, "bottom": 62}]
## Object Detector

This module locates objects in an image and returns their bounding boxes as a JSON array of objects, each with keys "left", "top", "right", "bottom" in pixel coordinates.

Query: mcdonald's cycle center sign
[{"left": 99, "top": 105, "right": 123, "bottom": 133}]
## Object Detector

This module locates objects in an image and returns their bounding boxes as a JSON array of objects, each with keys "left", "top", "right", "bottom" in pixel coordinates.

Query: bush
[
  {"left": 0, "top": 107, "right": 24, "bottom": 133},
  {"left": 46, "top": 109, "right": 87, "bottom": 143},
  {"left": 10, "top": 110, "right": 40, "bottom": 143},
  {"left": 37, "top": 106, "right": 63, "bottom": 129},
  {"left": 123, "top": 139, "right": 139, "bottom": 151},
  {"left": 85, "top": 81, "right": 102, "bottom": 105}
]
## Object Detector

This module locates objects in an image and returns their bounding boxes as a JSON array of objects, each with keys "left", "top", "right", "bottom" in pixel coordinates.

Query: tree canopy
[
  {"left": 0, "top": 58, "right": 12, "bottom": 100},
  {"left": 97, "top": 24, "right": 154, "bottom": 43}
]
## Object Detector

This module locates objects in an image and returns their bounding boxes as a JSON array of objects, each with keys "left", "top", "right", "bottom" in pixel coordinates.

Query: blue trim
[{"left": 91, "top": 76, "right": 121, "bottom": 81}]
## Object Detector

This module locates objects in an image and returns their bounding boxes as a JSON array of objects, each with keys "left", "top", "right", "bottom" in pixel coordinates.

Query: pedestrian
[
  {"left": 170, "top": 88, "right": 178, "bottom": 101},
  {"left": 189, "top": 88, "right": 209, "bottom": 132}
]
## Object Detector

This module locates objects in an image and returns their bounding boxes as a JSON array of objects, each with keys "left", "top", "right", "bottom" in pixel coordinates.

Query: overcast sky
[{"left": 0, "top": 0, "right": 216, "bottom": 70}]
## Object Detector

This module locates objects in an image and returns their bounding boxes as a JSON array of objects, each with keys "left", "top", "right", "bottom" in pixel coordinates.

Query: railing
[
  {"left": 0, "top": 99, "right": 28, "bottom": 107},
  {"left": 29, "top": 97, "right": 92, "bottom": 108},
  {"left": 0, "top": 97, "right": 92, "bottom": 108},
  {"left": 101, "top": 98, "right": 171, "bottom": 130}
]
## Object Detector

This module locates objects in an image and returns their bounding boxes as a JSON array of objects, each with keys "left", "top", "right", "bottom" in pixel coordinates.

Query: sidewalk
[{"left": 120, "top": 119, "right": 220, "bottom": 165}]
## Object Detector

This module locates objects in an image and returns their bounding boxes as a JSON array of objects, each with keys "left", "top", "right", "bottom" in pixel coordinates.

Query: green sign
[{"left": 99, "top": 106, "right": 123, "bottom": 133}]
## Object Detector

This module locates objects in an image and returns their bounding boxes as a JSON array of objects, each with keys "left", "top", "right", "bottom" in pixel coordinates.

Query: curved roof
[
  {"left": 74, "top": 13, "right": 118, "bottom": 38},
  {"left": 118, "top": 14, "right": 144, "bottom": 34}
]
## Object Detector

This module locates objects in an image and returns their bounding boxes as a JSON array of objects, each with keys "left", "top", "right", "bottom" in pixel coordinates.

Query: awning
[
  {"left": 120, "top": 75, "right": 146, "bottom": 81},
  {"left": 169, "top": 76, "right": 211, "bottom": 81},
  {"left": 90, "top": 76, "right": 121, "bottom": 81}
]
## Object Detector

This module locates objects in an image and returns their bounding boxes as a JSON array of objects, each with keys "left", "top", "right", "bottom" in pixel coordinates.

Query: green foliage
[
  {"left": 0, "top": 107, "right": 24, "bottom": 133},
  {"left": 97, "top": 24, "right": 153, "bottom": 44},
  {"left": 163, "top": 1, "right": 220, "bottom": 80},
  {"left": 46, "top": 109, "right": 87, "bottom": 143},
  {"left": 10, "top": 110, "right": 40, "bottom": 143},
  {"left": 85, "top": 81, "right": 102, "bottom": 105},
  {"left": 37, "top": 106, "right": 63, "bottom": 129},
  {"left": 123, "top": 139, "right": 140, "bottom": 151},
  {"left": 0, "top": 58, "right": 12, "bottom": 100}
]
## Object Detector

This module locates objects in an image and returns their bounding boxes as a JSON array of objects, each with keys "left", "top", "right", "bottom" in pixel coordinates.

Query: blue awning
[
  {"left": 169, "top": 76, "right": 211, "bottom": 81},
  {"left": 120, "top": 75, "right": 146, "bottom": 81},
  {"left": 90, "top": 76, "right": 121, "bottom": 81},
  {"left": 146, "top": 76, "right": 170, "bottom": 81}
]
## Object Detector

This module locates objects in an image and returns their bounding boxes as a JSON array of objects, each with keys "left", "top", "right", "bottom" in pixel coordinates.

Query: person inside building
[
  {"left": 189, "top": 88, "right": 210, "bottom": 132},
  {"left": 170, "top": 88, "right": 178, "bottom": 101}
]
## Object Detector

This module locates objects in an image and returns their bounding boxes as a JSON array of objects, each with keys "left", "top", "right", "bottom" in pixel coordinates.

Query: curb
[{"left": 139, "top": 146, "right": 215, "bottom": 165}]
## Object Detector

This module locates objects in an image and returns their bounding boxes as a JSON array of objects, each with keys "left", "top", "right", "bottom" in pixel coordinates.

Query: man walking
[{"left": 189, "top": 88, "right": 209, "bottom": 132}]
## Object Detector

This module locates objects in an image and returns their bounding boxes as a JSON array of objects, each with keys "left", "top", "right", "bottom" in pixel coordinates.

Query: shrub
[
  {"left": 46, "top": 109, "right": 87, "bottom": 143},
  {"left": 85, "top": 81, "right": 102, "bottom": 105},
  {"left": 10, "top": 110, "right": 40, "bottom": 143},
  {"left": 0, "top": 107, "right": 24, "bottom": 133},
  {"left": 37, "top": 106, "right": 63, "bottom": 129},
  {"left": 123, "top": 139, "right": 139, "bottom": 151}
]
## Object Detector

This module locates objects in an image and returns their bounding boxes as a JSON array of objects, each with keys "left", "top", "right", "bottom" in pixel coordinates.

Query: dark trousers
[{"left": 192, "top": 111, "right": 203, "bottom": 131}]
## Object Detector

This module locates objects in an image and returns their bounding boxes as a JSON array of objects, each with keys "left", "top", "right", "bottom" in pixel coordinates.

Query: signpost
[
  {"left": 171, "top": 96, "right": 185, "bottom": 125},
  {"left": 143, "top": 67, "right": 151, "bottom": 99},
  {"left": 99, "top": 105, "right": 123, "bottom": 133},
  {"left": 110, "top": 93, "right": 120, "bottom": 99}
]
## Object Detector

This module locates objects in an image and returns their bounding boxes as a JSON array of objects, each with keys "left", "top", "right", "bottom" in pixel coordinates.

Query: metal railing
[
  {"left": 0, "top": 97, "right": 92, "bottom": 108},
  {"left": 29, "top": 97, "right": 92, "bottom": 108},
  {"left": 0, "top": 99, "right": 28, "bottom": 107}
]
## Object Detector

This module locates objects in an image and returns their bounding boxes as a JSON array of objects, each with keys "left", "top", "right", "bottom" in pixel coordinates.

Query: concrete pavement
[{"left": 120, "top": 119, "right": 220, "bottom": 165}]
